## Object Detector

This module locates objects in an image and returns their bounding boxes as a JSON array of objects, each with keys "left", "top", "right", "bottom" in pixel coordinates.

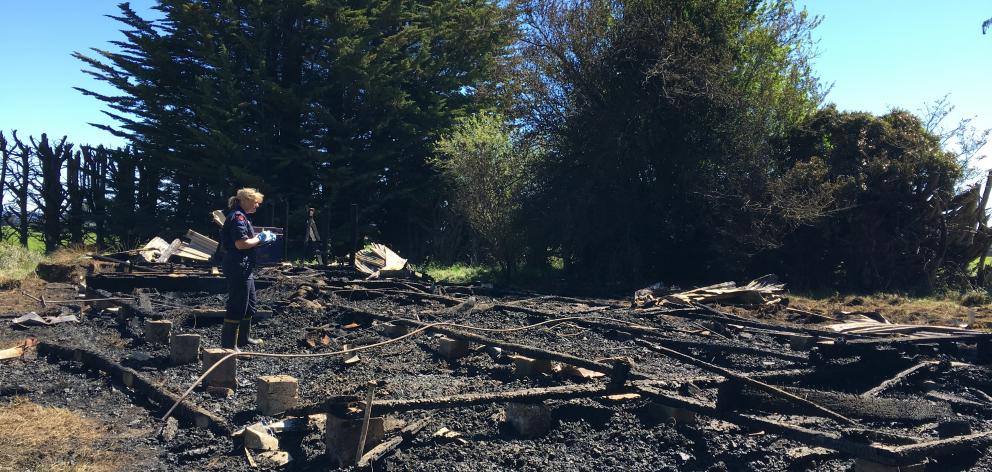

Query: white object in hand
[{"left": 258, "top": 230, "right": 276, "bottom": 243}]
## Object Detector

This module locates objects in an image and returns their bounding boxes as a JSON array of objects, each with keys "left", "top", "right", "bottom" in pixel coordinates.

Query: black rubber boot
[
  {"left": 237, "top": 319, "right": 262, "bottom": 348},
  {"left": 221, "top": 321, "right": 240, "bottom": 349}
]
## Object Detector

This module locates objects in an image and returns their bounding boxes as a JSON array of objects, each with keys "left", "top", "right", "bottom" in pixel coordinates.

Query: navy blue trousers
[{"left": 225, "top": 273, "right": 257, "bottom": 325}]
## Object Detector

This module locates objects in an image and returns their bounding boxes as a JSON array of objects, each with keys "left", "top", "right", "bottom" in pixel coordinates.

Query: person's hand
[{"left": 257, "top": 230, "right": 277, "bottom": 244}]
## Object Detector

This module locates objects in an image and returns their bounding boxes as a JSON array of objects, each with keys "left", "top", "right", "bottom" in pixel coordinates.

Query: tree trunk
[
  {"left": 16, "top": 138, "right": 30, "bottom": 247},
  {"left": 33, "top": 134, "right": 69, "bottom": 253},
  {"left": 67, "top": 150, "right": 83, "bottom": 244},
  {"left": 111, "top": 148, "right": 137, "bottom": 247},
  {"left": 0, "top": 132, "right": 10, "bottom": 238}
]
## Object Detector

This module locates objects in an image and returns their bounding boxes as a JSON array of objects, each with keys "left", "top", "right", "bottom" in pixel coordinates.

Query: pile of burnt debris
[{"left": 2, "top": 253, "right": 992, "bottom": 471}]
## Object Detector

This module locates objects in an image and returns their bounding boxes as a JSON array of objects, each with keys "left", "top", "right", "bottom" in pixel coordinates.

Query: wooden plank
[
  {"left": 635, "top": 339, "right": 857, "bottom": 426},
  {"left": 633, "top": 384, "right": 902, "bottom": 465},
  {"left": 37, "top": 341, "right": 233, "bottom": 436},
  {"left": 367, "top": 383, "right": 615, "bottom": 413},
  {"left": 862, "top": 362, "right": 939, "bottom": 397},
  {"left": 885, "top": 431, "right": 992, "bottom": 462}
]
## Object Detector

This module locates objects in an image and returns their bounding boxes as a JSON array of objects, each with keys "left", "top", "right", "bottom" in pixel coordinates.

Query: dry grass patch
[
  {"left": 0, "top": 398, "right": 122, "bottom": 472},
  {"left": 790, "top": 292, "right": 992, "bottom": 330}
]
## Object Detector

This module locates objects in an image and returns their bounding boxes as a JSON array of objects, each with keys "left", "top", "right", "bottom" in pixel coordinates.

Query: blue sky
[
  {"left": 0, "top": 1, "right": 989, "bottom": 167},
  {"left": 799, "top": 0, "right": 992, "bottom": 173},
  {"left": 0, "top": 1, "right": 158, "bottom": 147}
]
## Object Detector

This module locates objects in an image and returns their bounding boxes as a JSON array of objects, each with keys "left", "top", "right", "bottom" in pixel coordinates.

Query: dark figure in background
[{"left": 221, "top": 188, "right": 277, "bottom": 349}]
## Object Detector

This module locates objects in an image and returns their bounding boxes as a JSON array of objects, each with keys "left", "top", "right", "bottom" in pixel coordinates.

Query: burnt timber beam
[
  {"left": 637, "top": 306, "right": 860, "bottom": 339},
  {"left": 635, "top": 339, "right": 858, "bottom": 425},
  {"left": 490, "top": 303, "right": 807, "bottom": 363},
  {"left": 289, "top": 383, "right": 619, "bottom": 417},
  {"left": 37, "top": 341, "right": 233, "bottom": 436},
  {"left": 816, "top": 334, "right": 992, "bottom": 359},
  {"left": 886, "top": 431, "right": 992, "bottom": 463},
  {"left": 634, "top": 384, "right": 904, "bottom": 466},
  {"left": 633, "top": 384, "right": 900, "bottom": 464},
  {"left": 87, "top": 273, "right": 275, "bottom": 293},
  {"left": 719, "top": 382, "right": 953, "bottom": 422},
  {"left": 862, "top": 361, "right": 940, "bottom": 397},
  {"left": 336, "top": 304, "right": 629, "bottom": 382}
]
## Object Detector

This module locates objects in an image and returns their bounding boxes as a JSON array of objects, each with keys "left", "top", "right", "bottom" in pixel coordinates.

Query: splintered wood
[
  {"left": 354, "top": 243, "right": 408, "bottom": 277},
  {"left": 635, "top": 276, "right": 785, "bottom": 308}
]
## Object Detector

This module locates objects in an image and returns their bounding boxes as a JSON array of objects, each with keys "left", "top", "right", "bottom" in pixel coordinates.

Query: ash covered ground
[{"left": 2, "top": 265, "right": 991, "bottom": 471}]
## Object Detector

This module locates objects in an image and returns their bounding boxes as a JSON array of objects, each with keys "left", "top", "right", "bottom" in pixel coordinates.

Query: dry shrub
[{"left": 0, "top": 398, "right": 121, "bottom": 472}]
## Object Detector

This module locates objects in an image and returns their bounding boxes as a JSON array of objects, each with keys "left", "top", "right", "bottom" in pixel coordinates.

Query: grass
[
  {"left": 0, "top": 398, "right": 121, "bottom": 471},
  {"left": 789, "top": 291, "right": 992, "bottom": 329},
  {"left": 0, "top": 227, "right": 46, "bottom": 253},
  {"left": 420, "top": 262, "right": 496, "bottom": 284},
  {"left": 0, "top": 240, "right": 46, "bottom": 288}
]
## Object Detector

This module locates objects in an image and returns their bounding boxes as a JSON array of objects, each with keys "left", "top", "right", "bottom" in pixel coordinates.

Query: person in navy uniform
[{"left": 221, "top": 188, "right": 276, "bottom": 349}]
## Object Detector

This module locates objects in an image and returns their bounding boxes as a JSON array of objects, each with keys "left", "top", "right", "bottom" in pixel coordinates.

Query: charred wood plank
[
  {"left": 367, "top": 383, "right": 616, "bottom": 413},
  {"left": 722, "top": 382, "right": 952, "bottom": 423},
  {"left": 862, "top": 361, "right": 940, "bottom": 397},
  {"left": 490, "top": 303, "right": 807, "bottom": 363},
  {"left": 639, "top": 306, "right": 857, "bottom": 339},
  {"left": 357, "top": 418, "right": 430, "bottom": 468},
  {"left": 36, "top": 341, "right": 233, "bottom": 436},
  {"left": 336, "top": 304, "right": 627, "bottom": 381},
  {"left": 648, "top": 338, "right": 807, "bottom": 363},
  {"left": 885, "top": 431, "right": 992, "bottom": 462},
  {"left": 633, "top": 384, "right": 907, "bottom": 466},
  {"left": 817, "top": 334, "right": 992, "bottom": 359},
  {"left": 635, "top": 338, "right": 858, "bottom": 426}
]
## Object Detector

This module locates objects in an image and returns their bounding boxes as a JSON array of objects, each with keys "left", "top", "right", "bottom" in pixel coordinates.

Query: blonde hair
[{"left": 228, "top": 187, "right": 264, "bottom": 209}]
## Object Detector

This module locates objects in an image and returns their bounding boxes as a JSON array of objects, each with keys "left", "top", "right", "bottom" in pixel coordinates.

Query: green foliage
[
  {"left": 420, "top": 262, "right": 495, "bottom": 284},
  {"left": 516, "top": 0, "right": 823, "bottom": 284},
  {"left": 0, "top": 228, "right": 46, "bottom": 253},
  {"left": 75, "top": 0, "right": 518, "bottom": 251},
  {"left": 432, "top": 112, "right": 532, "bottom": 274},
  {"left": 766, "top": 107, "right": 962, "bottom": 291}
]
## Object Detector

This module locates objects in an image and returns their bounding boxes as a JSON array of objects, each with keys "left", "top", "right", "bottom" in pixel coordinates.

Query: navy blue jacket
[{"left": 222, "top": 204, "right": 256, "bottom": 276}]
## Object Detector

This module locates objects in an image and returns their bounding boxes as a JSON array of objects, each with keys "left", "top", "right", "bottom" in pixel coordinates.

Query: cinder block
[
  {"left": 504, "top": 402, "right": 552, "bottom": 438},
  {"left": 257, "top": 375, "right": 299, "bottom": 415},
  {"left": 145, "top": 320, "right": 172, "bottom": 345},
  {"left": 511, "top": 355, "right": 553, "bottom": 377},
  {"left": 202, "top": 348, "right": 238, "bottom": 389},
  {"left": 646, "top": 402, "right": 697, "bottom": 425},
  {"left": 853, "top": 458, "right": 925, "bottom": 472},
  {"left": 437, "top": 337, "right": 470, "bottom": 359},
  {"left": 245, "top": 424, "right": 280, "bottom": 451},
  {"left": 170, "top": 334, "right": 201, "bottom": 365},
  {"left": 324, "top": 414, "right": 385, "bottom": 468},
  {"left": 380, "top": 322, "right": 409, "bottom": 338}
]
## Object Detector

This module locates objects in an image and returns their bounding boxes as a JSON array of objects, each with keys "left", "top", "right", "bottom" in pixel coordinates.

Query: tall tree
[
  {"left": 517, "top": 0, "right": 823, "bottom": 284},
  {"left": 76, "top": 0, "right": 516, "bottom": 253}
]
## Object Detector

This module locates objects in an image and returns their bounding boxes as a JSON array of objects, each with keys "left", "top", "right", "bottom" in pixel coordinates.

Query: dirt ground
[{"left": 1, "top": 265, "right": 991, "bottom": 471}]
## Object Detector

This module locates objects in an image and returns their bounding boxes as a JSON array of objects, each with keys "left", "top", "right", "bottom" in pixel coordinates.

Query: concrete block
[
  {"left": 380, "top": 322, "right": 409, "bottom": 338},
  {"left": 245, "top": 425, "right": 280, "bottom": 451},
  {"left": 145, "top": 320, "right": 172, "bottom": 345},
  {"left": 257, "top": 375, "right": 299, "bottom": 415},
  {"left": 853, "top": 459, "right": 925, "bottom": 472},
  {"left": 646, "top": 402, "right": 697, "bottom": 425},
  {"left": 325, "top": 414, "right": 385, "bottom": 468},
  {"left": 170, "top": 334, "right": 201, "bottom": 365},
  {"left": 511, "top": 355, "right": 553, "bottom": 377},
  {"left": 504, "top": 402, "right": 552, "bottom": 438},
  {"left": 202, "top": 348, "right": 238, "bottom": 389},
  {"left": 437, "top": 337, "right": 470, "bottom": 360}
]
